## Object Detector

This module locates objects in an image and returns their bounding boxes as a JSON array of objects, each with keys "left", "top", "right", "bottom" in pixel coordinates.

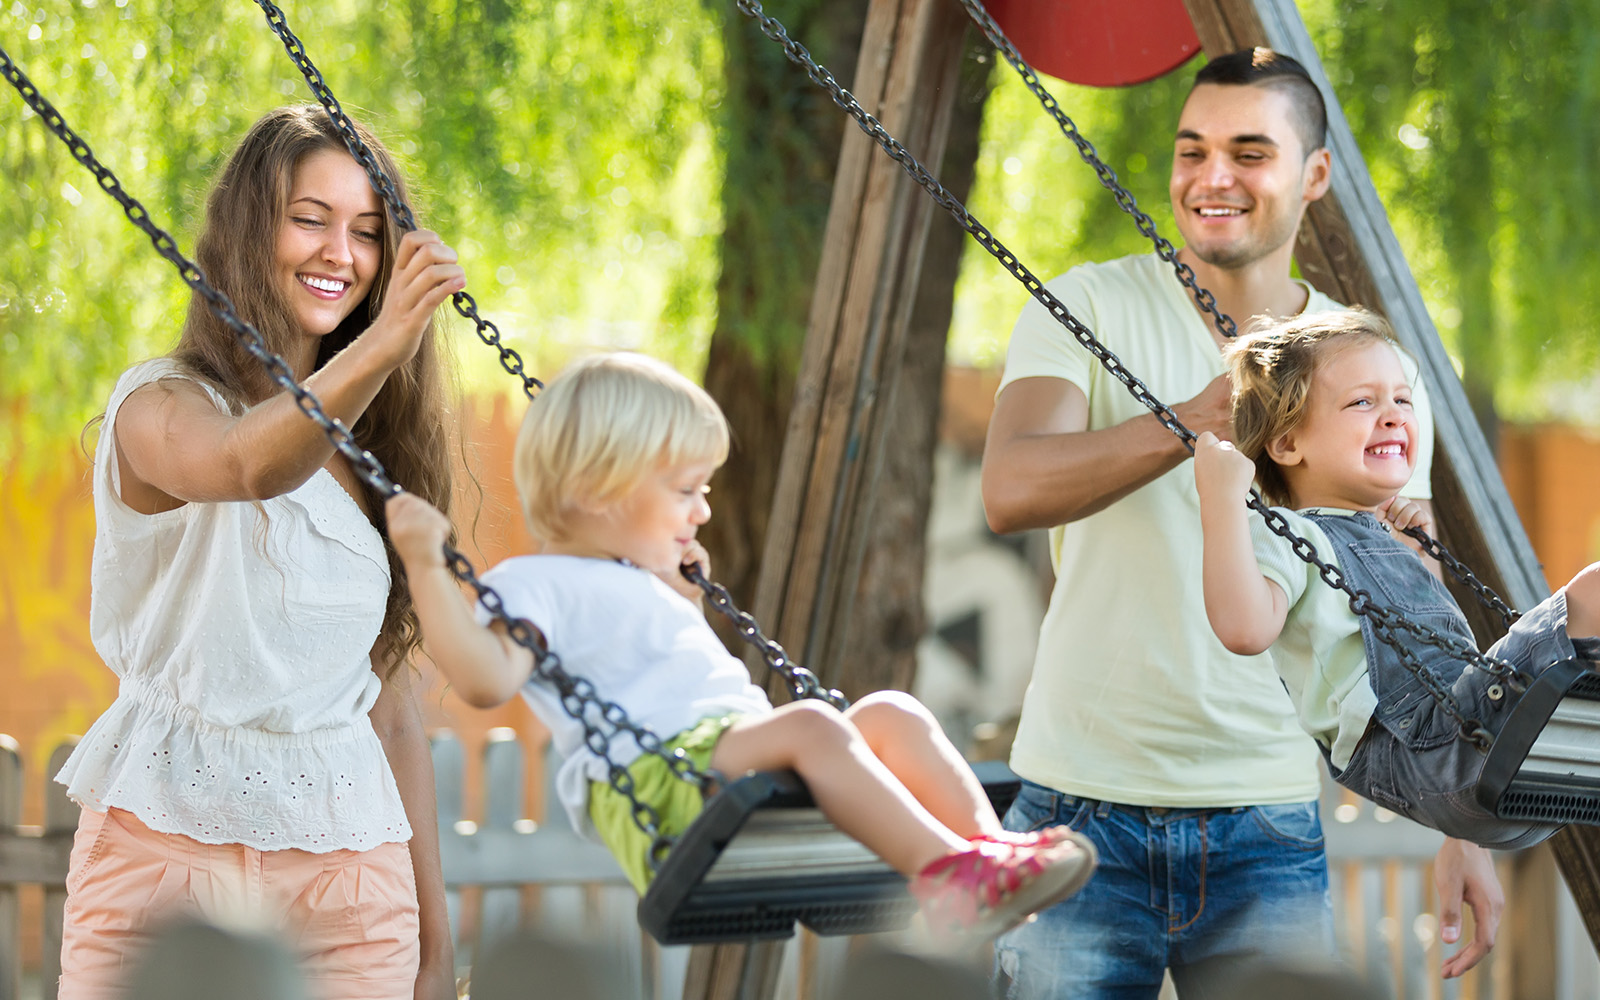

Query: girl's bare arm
[{"left": 1194, "top": 431, "right": 1288, "bottom": 655}]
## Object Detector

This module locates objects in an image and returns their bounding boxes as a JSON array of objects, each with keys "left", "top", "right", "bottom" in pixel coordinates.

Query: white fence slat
[
  {"left": 39, "top": 742, "right": 75, "bottom": 1000},
  {"left": 0, "top": 737, "right": 21, "bottom": 1000}
]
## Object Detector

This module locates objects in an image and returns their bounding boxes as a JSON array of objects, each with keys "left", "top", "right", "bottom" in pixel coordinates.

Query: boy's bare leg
[
  {"left": 1561, "top": 563, "right": 1600, "bottom": 639},
  {"left": 845, "top": 691, "right": 1002, "bottom": 840},
  {"left": 709, "top": 701, "right": 967, "bottom": 876}
]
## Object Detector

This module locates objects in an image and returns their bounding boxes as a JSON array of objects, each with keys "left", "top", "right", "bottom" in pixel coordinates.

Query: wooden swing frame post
[{"left": 684, "top": 1, "right": 970, "bottom": 997}]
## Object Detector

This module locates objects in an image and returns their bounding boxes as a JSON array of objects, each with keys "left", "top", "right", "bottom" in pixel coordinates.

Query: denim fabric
[
  {"left": 994, "top": 781, "right": 1333, "bottom": 1000},
  {"left": 1305, "top": 511, "right": 1571, "bottom": 849}
]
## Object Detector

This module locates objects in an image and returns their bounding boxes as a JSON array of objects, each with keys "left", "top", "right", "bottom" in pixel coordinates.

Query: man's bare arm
[{"left": 981, "top": 374, "right": 1232, "bottom": 534}]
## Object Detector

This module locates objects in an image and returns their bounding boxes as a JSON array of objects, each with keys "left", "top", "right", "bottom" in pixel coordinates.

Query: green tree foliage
[
  {"left": 1, "top": 0, "right": 724, "bottom": 464},
  {"left": 1303, "top": 0, "right": 1600, "bottom": 425}
]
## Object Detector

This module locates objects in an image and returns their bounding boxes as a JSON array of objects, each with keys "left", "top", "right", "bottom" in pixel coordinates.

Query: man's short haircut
[
  {"left": 1192, "top": 47, "right": 1328, "bottom": 156},
  {"left": 512, "top": 352, "right": 730, "bottom": 543}
]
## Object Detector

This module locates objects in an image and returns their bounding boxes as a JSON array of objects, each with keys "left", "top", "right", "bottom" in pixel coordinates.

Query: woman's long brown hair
[{"left": 172, "top": 105, "right": 456, "bottom": 677}]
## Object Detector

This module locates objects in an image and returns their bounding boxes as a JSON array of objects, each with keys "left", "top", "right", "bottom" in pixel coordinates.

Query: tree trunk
[
  {"left": 829, "top": 39, "right": 994, "bottom": 699},
  {"left": 698, "top": 0, "right": 870, "bottom": 636}
]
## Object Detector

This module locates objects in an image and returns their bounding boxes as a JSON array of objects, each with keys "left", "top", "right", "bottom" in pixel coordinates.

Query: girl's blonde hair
[
  {"left": 513, "top": 353, "right": 729, "bottom": 541},
  {"left": 1224, "top": 307, "right": 1402, "bottom": 507}
]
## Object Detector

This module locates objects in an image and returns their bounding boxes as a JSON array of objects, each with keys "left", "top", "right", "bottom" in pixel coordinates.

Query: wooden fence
[{"left": 3, "top": 730, "right": 1598, "bottom": 1000}]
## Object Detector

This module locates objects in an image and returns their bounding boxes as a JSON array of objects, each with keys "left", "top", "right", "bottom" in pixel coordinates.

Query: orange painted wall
[{"left": 1499, "top": 424, "right": 1600, "bottom": 591}]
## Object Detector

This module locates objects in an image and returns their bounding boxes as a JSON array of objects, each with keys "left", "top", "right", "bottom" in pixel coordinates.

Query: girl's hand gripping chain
[
  {"left": 1379, "top": 494, "right": 1433, "bottom": 549},
  {"left": 1193, "top": 429, "right": 1257, "bottom": 503},
  {"left": 387, "top": 491, "right": 454, "bottom": 572},
  {"left": 362, "top": 229, "right": 466, "bottom": 370},
  {"left": 1194, "top": 431, "right": 1289, "bottom": 656}
]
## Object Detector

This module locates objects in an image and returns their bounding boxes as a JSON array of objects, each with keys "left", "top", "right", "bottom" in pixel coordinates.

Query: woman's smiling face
[{"left": 276, "top": 148, "right": 384, "bottom": 345}]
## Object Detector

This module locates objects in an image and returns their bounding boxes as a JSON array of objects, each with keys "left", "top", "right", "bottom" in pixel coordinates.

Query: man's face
[{"left": 1169, "top": 83, "right": 1329, "bottom": 271}]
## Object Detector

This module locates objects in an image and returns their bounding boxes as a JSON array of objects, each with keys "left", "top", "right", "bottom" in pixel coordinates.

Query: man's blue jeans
[{"left": 994, "top": 781, "right": 1336, "bottom": 999}]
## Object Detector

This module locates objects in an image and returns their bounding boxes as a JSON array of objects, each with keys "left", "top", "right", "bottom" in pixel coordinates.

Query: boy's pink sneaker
[{"left": 908, "top": 835, "right": 1097, "bottom": 942}]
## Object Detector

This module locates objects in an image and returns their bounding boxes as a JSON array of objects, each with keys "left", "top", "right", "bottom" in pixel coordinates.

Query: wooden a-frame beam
[{"left": 682, "top": 3, "right": 969, "bottom": 998}]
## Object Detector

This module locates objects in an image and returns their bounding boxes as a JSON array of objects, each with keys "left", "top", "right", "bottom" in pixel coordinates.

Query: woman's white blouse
[{"left": 54, "top": 359, "right": 412, "bottom": 852}]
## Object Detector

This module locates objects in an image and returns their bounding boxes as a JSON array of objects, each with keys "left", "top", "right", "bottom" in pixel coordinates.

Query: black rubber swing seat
[
  {"left": 636, "top": 760, "right": 1022, "bottom": 945},
  {"left": 1477, "top": 657, "right": 1600, "bottom": 824}
]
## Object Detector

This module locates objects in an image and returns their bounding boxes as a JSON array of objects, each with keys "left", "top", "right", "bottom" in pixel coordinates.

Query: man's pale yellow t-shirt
[{"left": 998, "top": 253, "right": 1434, "bottom": 807}]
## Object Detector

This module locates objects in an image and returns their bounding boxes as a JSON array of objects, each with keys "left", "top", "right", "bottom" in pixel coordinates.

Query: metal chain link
[
  {"left": 684, "top": 564, "right": 849, "bottom": 709},
  {"left": 249, "top": 0, "right": 840, "bottom": 719},
  {"left": 731, "top": 0, "right": 1523, "bottom": 742},
  {"left": 251, "top": 0, "right": 542, "bottom": 400},
  {"left": 1401, "top": 526, "right": 1518, "bottom": 630},
  {"left": 960, "top": 0, "right": 1518, "bottom": 630},
  {"left": 1, "top": 46, "right": 710, "bottom": 863}
]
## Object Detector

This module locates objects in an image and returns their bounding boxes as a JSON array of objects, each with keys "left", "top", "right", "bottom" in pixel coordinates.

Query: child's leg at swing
[
  {"left": 708, "top": 700, "right": 966, "bottom": 875},
  {"left": 843, "top": 691, "right": 1000, "bottom": 838},
  {"left": 843, "top": 690, "right": 1077, "bottom": 850},
  {"left": 1560, "top": 563, "right": 1600, "bottom": 639}
]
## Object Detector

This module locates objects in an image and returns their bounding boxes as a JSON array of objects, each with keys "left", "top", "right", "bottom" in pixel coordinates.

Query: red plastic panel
[{"left": 983, "top": 0, "right": 1202, "bottom": 87}]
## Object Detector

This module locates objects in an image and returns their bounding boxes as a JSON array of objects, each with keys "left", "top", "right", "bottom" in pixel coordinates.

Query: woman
[{"left": 56, "top": 106, "right": 462, "bottom": 1000}]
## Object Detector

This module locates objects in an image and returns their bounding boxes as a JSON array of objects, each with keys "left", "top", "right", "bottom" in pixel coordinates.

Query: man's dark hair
[{"left": 1192, "top": 47, "right": 1328, "bottom": 156}]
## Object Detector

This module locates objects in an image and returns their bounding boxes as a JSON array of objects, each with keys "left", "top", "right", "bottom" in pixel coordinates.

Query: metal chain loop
[
  {"left": 1, "top": 47, "right": 709, "bottom": 861},
  {"left": 729, "top": 0, "right": 1522, "bottom": 744},
  {"left": 1401, "top": 526, "right": 1519, "bottom": 631},
  {"left": 250, "top": 0, "right": 543, "bottom": 400},
  {"left": 959, "top": 0, "right": 1519, "bottom": 627},
  {"left": 684, "top": 564, "right": 849, "bottom": 709}
]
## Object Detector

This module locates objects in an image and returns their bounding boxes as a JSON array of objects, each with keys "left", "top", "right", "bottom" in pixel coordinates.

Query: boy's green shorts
[{"left": 588, "top": 714, "right": 741, "bottom": 894}]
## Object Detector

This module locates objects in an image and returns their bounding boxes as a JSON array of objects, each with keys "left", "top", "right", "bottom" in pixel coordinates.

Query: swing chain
[
  {"left": 2, "top": 46, "right": 700, "bottom": 859},
  {"left": 683, "top": 564, "right": 849, "bottom": 710},
  {"left": 954, "top": 0, "right": 1237, "bottom": 343},
  {"left": 1401, "top": 526, "right": 1519, "bottom": 631},
  {"left": 251, "top": 0, "right": 543, "bottom": 401},
  {"left": 729, "top": 0, "right": 1525, "bottom": 746}
]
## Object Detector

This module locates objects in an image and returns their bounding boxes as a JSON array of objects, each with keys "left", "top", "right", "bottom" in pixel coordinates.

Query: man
[{"left": 981, "top": 48, "right": 1503, "bottom": 998}]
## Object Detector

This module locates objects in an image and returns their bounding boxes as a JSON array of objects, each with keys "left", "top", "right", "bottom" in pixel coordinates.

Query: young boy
[
  {"left": 1193, "top": 309, "right": 1600, "bottom": 849},
  {"left": 386, "top": 352, "right": 1096, "bottom": 940}
]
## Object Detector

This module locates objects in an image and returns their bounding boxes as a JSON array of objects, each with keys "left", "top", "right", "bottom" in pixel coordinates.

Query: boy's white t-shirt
[
  {"left": 475, "top": 555, "right": 771, "bottom": 836},
  {"left": 997, "top": 253, "right": 1434, "bottom": 806}
]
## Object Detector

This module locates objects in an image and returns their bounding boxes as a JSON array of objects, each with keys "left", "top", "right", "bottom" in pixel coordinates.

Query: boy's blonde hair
[
  {"left": 513, "top": 353, "right": 730, "bottom": 542},
  {"left": 1224, "top": 308, "right": 1402, "bottom": 507}
]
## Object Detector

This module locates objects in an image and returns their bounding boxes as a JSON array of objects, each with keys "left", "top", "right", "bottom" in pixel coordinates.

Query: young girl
[
  {"left": 386, "top": 352, "right": 1097, "bottom": 941},
  {"left": 1193, "top": 308, "right": 1600, "bottom": 849},
  {"left": 56, "top": 106, "right": 461, "bottom": 999}
]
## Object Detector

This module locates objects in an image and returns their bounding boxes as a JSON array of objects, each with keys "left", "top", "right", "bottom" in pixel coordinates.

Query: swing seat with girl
[{"left": 1194, "top": 308, "right": 1600, "bottom": 849}]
